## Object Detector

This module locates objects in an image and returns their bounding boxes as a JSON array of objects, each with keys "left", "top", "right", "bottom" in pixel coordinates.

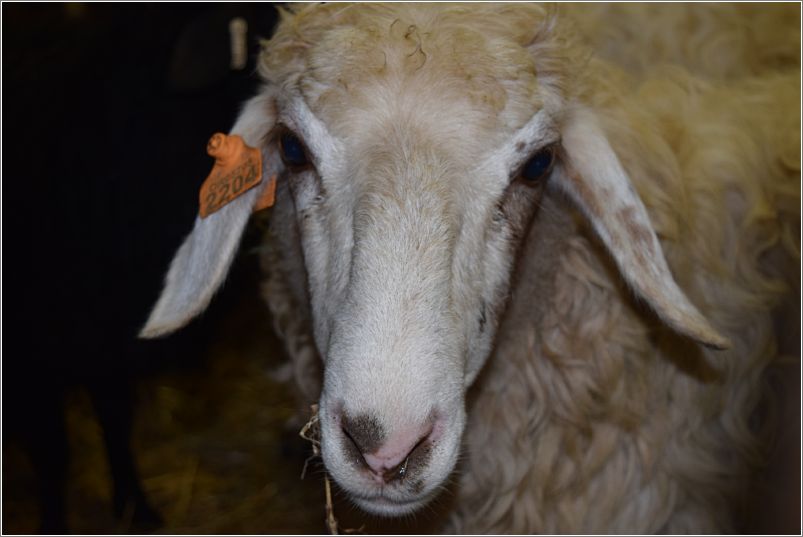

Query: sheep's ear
[
  {"left": 139, "top": 92, "right": 278, "bottom": 338},
  {"left": 557, "top": 106, "right": 730, "bottom": 350}
]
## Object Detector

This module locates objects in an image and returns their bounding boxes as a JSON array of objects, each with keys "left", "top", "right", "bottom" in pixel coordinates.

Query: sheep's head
[{"left": 141, "top": 4, "right": 728, "bottom": 517}]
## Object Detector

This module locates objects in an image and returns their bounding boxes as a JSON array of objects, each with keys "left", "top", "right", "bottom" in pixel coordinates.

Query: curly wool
[
  {"left": 256, "top": 4, "right": 800, "bottom": 533},
  {"left": 564, "top": 3, "right": 800, "bottom": 79},
  {"left": 453, "top": 70, "right": 799, "bottom": 533}
]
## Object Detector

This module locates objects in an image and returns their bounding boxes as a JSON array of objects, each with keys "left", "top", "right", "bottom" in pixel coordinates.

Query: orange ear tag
[{"left": 198, "top": 133, "right": 277, "bottom": 218}]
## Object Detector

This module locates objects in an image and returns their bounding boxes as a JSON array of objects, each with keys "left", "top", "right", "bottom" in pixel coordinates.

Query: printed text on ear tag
[{"left": 199, "top": 133, "right": 274, "bottom": 218}]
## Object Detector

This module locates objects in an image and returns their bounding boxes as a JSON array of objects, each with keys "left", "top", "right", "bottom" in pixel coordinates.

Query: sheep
[{"left": 140, "top": 4, "right": 800, "bottom": 533}]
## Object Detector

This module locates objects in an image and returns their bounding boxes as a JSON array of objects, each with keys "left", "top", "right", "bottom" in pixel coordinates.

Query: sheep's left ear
[
  {"left": 139, "top": 90, "right": 279, "bottom": 338},
  {"left": 557, "top": 106, "right": 730, "bottom": 350}
]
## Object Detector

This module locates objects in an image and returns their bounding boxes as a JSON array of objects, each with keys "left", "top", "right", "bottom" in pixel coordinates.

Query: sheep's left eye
[
  {"left": 519, "top": 146, "right": 555, "bottom": 184},
  {"left": 279, "top": 132, "right": 309, "bottom": 167}
]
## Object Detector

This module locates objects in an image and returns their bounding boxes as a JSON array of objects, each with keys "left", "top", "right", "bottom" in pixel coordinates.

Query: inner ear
[{"left": 556, "top": 106, "right": 730, "bottom": 350}]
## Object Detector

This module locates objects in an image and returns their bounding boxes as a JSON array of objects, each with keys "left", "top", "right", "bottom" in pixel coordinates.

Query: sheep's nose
[{"left": 341, "top": 413, "right": 433, "bottom": 482}]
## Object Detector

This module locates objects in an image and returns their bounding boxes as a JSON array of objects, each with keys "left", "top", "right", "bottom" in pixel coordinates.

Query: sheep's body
[
  {"left": 142, "top": 3, "right": 799, "bottom": 533},
  {"left": 255, "top": 5, "right": 799, "bottom": 533},
  {"left": 563, "top": 3, "right": 800, "bottom": 79},
  {"left": 451, "top": 69, "right": 799, "bottom": 533}
]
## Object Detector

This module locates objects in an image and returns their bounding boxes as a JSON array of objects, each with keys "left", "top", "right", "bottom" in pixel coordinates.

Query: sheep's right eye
[{"left": 279, "top": 132, "right": 309, "bottom": 167}]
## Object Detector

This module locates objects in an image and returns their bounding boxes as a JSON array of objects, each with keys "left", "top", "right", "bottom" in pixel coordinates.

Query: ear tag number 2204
[{"left": 198, "top": 133, "right": 276, "bottom": 218}]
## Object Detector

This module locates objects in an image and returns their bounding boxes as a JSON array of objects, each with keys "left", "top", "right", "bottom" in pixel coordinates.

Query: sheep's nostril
[
  {"left": 339, "top": 411, "right": 436, "bottom": 483},
  {"left": 340, "top": 413, "right": 386, "bottom": 456},
  {"left": 377, "top": 433, "right": 430, "bottom": 483},
  {"left": 341, "top": 424, "right": 369, "bottom": 461},
  {"left": 381, "top": 456, "right": 410, "bottom": 483}
]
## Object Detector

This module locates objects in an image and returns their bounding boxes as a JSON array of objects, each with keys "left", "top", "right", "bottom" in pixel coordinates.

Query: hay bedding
[
  {"left": 3, "top": 249, "right": 324, "bottom": 534},
  {"left": 2, "top": 236, "right": 440, "bottom": 534}
]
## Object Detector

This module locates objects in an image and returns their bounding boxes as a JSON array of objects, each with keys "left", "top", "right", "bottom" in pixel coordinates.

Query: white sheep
[{"left": 141, "top": 4, "right": 800, "bottom": 533}]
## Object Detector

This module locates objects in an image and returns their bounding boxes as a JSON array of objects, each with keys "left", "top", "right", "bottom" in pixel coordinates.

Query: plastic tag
[{"left": 199, "top": 133, "right": 275, "bottom": 218}]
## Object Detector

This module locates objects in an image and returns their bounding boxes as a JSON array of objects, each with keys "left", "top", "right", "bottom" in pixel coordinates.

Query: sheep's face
[
  {"left": 143, "top": 3, "right": 728, "bottom": 519},
  {"left": 264, "top": 5, "right": 565, "bottom": 516}
]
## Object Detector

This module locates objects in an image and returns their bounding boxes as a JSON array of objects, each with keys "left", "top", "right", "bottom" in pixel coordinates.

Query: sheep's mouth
[{"left": 302, "top": 403, "right": 444, "bottom": 519}]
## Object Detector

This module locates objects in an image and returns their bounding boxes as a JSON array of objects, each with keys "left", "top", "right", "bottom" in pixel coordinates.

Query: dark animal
[{"left": 2, "top": 5, "right": 278, "bottom": 532}]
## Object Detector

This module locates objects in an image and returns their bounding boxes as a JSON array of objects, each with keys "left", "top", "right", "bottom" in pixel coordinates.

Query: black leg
[{"left": 86, "top": 378, "right": 163, "bottom": 532}]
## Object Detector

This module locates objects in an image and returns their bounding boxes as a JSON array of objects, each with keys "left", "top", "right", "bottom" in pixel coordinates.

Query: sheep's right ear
[
  {"left": 139, "top": 92, "right": 279, "bottom": 338},
  {"left": 557, "top": 106, "right": 730, "bottom": 350}
]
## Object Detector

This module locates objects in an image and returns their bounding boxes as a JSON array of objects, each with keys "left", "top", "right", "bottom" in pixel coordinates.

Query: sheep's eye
[
  {"left": 519, "top": 146, "right": 555, "bottom": 184},
  {"left": 279, "top": 132, "right": 309, "bottom": 167}
]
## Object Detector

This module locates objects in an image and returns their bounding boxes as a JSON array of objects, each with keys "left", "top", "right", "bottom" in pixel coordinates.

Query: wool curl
[{"left": 256, "top": 3, "right": 800, "bottom": 533}]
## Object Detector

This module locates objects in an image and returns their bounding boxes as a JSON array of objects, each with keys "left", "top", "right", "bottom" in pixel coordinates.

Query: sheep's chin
[{"left": 350, "top": 492, "right": 435, "bottom": 517}]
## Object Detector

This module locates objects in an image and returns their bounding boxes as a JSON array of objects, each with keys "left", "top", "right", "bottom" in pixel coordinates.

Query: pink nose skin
[
  {"left": 362, "top": 425, "right": 433, "bottom": 476},
  {"left": 339, "top": 409, "right": 443, "bottom": 483}
]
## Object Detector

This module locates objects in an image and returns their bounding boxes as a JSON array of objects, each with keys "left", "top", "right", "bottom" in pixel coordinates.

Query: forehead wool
[{"left": 259, "top": 4, "right": 556, "bottom": 141}]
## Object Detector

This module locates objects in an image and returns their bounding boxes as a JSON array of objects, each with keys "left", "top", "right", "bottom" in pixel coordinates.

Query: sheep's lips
[
  {"left": 299, "top": 404, "right": 440, "bottom": 518},
  {"left": 350, "top": 490, "right": 439, "bottom": 517},
  {"left": 342, "top": 473, "right": 444, "bottom": 518}
]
